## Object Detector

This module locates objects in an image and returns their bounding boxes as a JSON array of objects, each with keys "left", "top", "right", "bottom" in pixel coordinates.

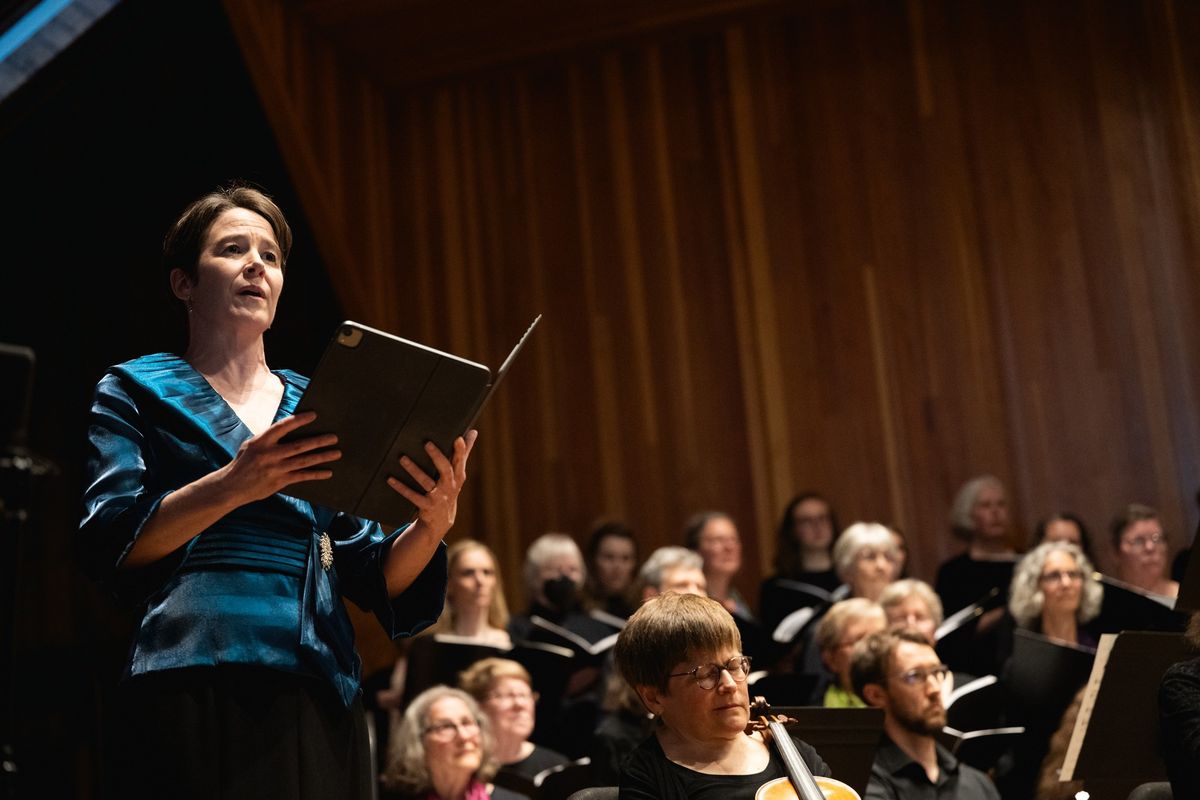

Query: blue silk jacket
[{"left": 79, "top": 353, "right": 447, "bottom": 707}]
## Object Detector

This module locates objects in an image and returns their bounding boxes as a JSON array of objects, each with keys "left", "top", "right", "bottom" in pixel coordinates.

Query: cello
[{"left": 748, "top": 696, "right": 862, "bottom": 800}]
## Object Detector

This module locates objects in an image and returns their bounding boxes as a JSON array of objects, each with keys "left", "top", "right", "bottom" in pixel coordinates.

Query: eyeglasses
[
  {"left": 1039, "top": 569, "right": 1084, "bottom": 585},
  {"left": 1123, "top": 532, "right": 1166, "bottom": 549},
  {"left": 892, "top": 665, "right": 949, "bottom": 687},
  {"left": 668, "top": 655, "right": 752, "bottom": 690},
  {"left": 795, "top": 513, "right": 831, "bottom": 528},
  {"left": 485, "top": 690, "right": 538, "bottom": 706},
  {"left": 422, "top": 717, "right": 480, "bottom": 741},
  {"left": 856, "top": 548, "right": 898, "bottom": 564}
]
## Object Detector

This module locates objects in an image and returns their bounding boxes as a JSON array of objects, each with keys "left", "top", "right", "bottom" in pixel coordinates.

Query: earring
[{"left": 186, "top": 296, "right": 194, "bottom": 313}]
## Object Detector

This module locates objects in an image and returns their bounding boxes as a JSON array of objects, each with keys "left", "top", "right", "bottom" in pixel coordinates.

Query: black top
[
  {"left": 509, "top": 603, "right": 618, "bottom": 651},
  {"left": 864, "top": 735, "right": 1000, "bottom": 800},
  {"left": 1159, "top": 656, "right": 1200, "bottom": 800},
  {"left": 591, "top": 708, "right": 655, "bottom": 785},
  {"left": 501, "top": 743, "right": 570, "bottom": 781},
  {"left": 618, "top": 731, "right": 830, "bottom": 800},
  {"left": 934, "top": 553, "right": 1015, "bottom": 616},
  {"left": 759, "top": 571, "right": 841, "bottom": 634}
]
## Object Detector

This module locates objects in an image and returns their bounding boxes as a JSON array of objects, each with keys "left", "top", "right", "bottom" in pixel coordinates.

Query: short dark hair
[
  {"left": 1109, "top": 503, "right": 1161, "bottom": 549},
  {"left": 587, "top": 519, "right": 638, "bottom": 566},
  {"left": 1033, "top": 511, "right": 1094, "bottom": 561},
  {"left": 163, "top": 183, "right": 292, "bottom": 282},
  {"left": 849, "top": 629, "right": 930, "bottom": 700},
  {"left": 683, "top": 511, "right": 732, "bottom": 550},
  {"left": 614, "top": 593, "right": 741, "bottom": 693}
]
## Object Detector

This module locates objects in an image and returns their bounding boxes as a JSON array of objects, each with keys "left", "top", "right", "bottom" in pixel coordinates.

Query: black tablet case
[{"left": 281, "top": 318, "right": 538, "bottom": 528}]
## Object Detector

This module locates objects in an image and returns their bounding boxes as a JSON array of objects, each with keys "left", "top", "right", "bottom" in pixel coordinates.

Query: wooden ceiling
[{"left": 284, "top": 0, "right": 832, "bottom": 87}]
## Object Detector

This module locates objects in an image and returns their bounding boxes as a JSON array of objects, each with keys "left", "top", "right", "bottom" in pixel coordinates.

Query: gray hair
[
  {"left": 815, "top": 597, "right": 886, "bottom": 653},
  {"left": 949, "top": 474, "right": 1004, "bottom": 535},
  {"left": 381, "top": 685, "right": 498, "bottom": 793},
  {"left": 878, "top": 578, "right": 944, "bottom": 629},
  {"left": 638, "top": 546, "right": 703, "bottom": 592},
  {"left": 832, "top": 522, "right": 897, "bottom": 579},
  {"left": 1008, "top": 541, "right": 1103, "bottom": 628},
  {"left": 522, "top": 532, "right": 586, "bottom": 597}
]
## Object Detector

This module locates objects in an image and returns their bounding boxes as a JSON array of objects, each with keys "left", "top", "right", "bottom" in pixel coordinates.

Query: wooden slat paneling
[{"left": 228, "top": 0, "right": 1200, "bottom": 611}]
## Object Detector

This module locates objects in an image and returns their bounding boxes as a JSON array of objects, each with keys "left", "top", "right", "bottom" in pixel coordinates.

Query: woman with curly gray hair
[
  {"left": 381, "top": 685, "right": 527, "bottom": 800},
  {"left": 1008, "top": 541, "right": 1103, "bottom": 648}
]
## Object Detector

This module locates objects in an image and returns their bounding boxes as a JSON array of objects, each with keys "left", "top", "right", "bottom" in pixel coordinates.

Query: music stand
[
  {"left": 1093, "top": 574, "right": 1186, "bottom": 635},
  {"left": 1061, "top": 631, "right": 1191, "bottom": 798},
  {"left": 945, "top": 675, "right": 1005, "bottom": 733},
  {"left": 769, "top": 706, "right": 883, "bottom": 797}
]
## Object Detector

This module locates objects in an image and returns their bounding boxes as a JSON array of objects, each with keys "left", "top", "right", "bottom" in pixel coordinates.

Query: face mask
[{"left": 542, "top": 576, "right": 578, "bottom": 612}]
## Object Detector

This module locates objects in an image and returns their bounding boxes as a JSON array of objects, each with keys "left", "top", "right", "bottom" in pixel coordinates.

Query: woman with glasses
[
  {"left": 759, "top": 493, "right": 842, "bottom": 634},
  {"left": 997, "top": 543, "right": 1103, "bottom": 800},
  {"left": 613, "top": 593, "right": 831, "bottom": 799},
  {"left": 1008, "top": 541, "right": 1103, "bottom": 649},
  {"left": 381, "top": 685, "right": 529, "bottom": 800},
  {"left": 1111, "top": 503, "right": 1179, "bottom": 598},
  {"left": 832, "top": 522, "right": 901, "bottom": 602},
  {"left": 459, "top": 658, "right": 568, "bottom": 782}
]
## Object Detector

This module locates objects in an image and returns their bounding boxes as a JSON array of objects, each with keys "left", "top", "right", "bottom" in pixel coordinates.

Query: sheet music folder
[
  {"left": 1061, "top": 631, "right": 1191, "bottom": 786},
  {"left": 281, "top": 316, "right": 540, "bottom": 528}
]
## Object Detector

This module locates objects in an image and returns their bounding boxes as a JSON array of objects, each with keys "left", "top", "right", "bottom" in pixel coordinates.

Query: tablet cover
[{"left": 281, "top": 322, "right": 492, "bottom": 528}]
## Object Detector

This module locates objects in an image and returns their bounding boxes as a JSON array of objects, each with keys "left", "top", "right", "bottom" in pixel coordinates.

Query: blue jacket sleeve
[
  {"left": 78, "top": 374, "right": 183, "bottom": 604},
  {"left": 327, "top": 513, "right": 447, "bottom": 639}
]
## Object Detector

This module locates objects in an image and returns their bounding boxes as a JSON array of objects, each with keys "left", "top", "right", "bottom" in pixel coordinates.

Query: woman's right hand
[
  {"left": 219, "top": 411, "right": 341, "bottom": 506},
  {"left": 122, "top": 412, "right": 340, "bottom": 569}
]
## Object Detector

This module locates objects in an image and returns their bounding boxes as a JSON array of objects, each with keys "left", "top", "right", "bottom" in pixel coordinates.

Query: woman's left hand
[{"left": 386, "top": 430, "right": 478, "bottom": 539}]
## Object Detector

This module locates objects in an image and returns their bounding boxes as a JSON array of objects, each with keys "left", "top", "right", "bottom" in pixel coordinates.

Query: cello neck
[{"left": 766, "top": 718, "right": 826, "bottom": 800}]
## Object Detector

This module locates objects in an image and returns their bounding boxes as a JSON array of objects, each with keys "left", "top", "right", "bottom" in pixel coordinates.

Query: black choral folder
[
  {"left": 1061, "top": 631, "right": 1191, "bottom": 791},
  {"left": 281, "top": 316, "right": 540, "bottom": 528}
]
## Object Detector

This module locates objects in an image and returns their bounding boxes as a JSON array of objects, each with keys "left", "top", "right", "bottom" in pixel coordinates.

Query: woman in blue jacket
[{"left": 80, "top": 184, "right": 476, "bottom": 799}]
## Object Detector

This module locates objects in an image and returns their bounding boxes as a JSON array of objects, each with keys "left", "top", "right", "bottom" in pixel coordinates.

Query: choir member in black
[
  {"left": 760, "top": 493, "right": 842, "bottom": 634},
  {"left": 934, "top": 475, "right": 1019, "bottom": 617},
  {"left": 459, "top": 658, "right": 568, "bottom": 782},
  {"left": 584, "top": 520, "right": 640, "bottom": 620}
]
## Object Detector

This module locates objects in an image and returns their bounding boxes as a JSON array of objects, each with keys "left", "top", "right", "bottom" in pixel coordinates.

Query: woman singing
[{"left": 80, "top": 184, "right": 476, "bottom": 799}]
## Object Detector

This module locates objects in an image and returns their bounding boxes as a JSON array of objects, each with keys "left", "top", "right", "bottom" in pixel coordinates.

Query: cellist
[{"left": 612, "top": 593, "right": 831, "bottom": 799}]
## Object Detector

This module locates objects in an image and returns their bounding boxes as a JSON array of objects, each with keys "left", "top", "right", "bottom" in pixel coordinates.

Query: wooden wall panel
[{"left": 225, "top": 0, "right": 1200, "bottom": 611}]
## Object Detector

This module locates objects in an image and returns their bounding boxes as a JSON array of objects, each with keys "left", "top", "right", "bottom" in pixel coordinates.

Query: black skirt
[{"left": 105, "top": 665, "right": 373, "bottom": 800}]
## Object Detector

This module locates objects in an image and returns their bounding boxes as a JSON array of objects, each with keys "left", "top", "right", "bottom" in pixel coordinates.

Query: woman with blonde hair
[
  {"left": 459, "top": 658, "right": 567, "bottom": 781},
  {"left": 377, "top": 540, "right": 510, "bottom": 714},
  {"left": 381, "top": 685, "right": 527, "bottom": 800},
  {"left": 430, "top": 539, "right": 512, "bottom": 647}
]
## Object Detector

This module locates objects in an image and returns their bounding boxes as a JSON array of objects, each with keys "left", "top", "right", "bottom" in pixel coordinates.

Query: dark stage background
[{"left": 0, "top": 1, "right": 341, "bottom": 795}]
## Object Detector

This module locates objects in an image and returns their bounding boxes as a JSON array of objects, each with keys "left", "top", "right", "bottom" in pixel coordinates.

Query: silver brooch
[{"left": 319, "top": 532, "right": 334, "bottom": 571}]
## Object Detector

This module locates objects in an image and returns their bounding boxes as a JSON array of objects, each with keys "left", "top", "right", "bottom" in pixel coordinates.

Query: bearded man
[{"left": 851, "top": 630, "right": 999, "bottom": 799}]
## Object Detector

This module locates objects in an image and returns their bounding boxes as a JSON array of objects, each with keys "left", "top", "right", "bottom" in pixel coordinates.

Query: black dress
[
  {"left": 1159, "top": 655, "right": 1200, "bottom": 799},
  {"left": 111, "top": 666, "right": 374, "bottom": 800},
  {"left": 934, "top": 553, "right": 1016, "bottom": 616}
]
